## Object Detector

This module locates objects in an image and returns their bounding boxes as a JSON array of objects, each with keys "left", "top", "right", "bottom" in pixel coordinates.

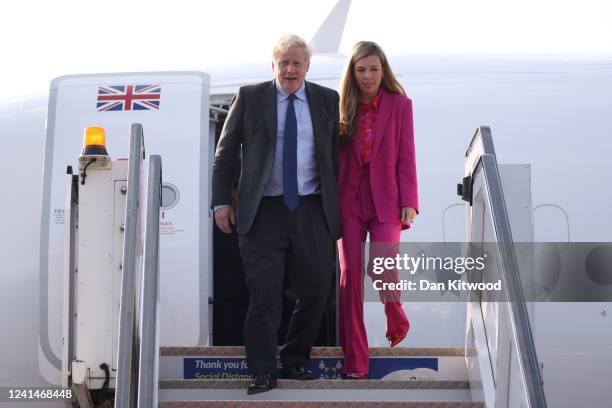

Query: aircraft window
[{"left": 161, "top": 182, "right": 180, "bottom": 210}]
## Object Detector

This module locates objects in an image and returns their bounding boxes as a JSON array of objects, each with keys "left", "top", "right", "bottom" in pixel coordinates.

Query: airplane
[{"left": 0, "top": 0, "right": 611, "bottom": 406}]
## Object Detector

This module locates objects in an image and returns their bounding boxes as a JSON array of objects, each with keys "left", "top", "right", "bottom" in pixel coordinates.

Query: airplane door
[
  {"left": 40, "top": 71, "right": 212, "bottom": 382},
  {"left": 210, "top": 105, "right": 336, "bottom": 347}
]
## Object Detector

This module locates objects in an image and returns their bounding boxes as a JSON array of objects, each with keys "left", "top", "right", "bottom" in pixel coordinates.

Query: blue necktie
[{"left": 283, "top": 94, "right": 299, "bottom": 210}]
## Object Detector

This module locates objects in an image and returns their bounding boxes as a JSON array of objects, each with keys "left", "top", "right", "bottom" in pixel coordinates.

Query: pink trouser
[{"left": 338, "top": 167, "right": 409, "bottom": 375}]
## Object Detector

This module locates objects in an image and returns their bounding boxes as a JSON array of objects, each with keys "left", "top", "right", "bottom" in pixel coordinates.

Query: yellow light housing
[{"left": 81, "top": 126, "right": 109, "bottom": 157}]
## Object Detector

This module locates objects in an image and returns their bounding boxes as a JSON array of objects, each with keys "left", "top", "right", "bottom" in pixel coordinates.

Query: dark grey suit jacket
[{"left": 211, "top": 80, "right": 341, "bottom": 239}]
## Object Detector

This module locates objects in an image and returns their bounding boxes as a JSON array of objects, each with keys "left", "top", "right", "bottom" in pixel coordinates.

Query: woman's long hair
[{"left": 339, "top": 41, "right": 406, "bottom": 145}]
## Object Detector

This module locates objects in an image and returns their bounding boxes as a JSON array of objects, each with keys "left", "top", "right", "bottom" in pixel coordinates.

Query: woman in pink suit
[{"left": 337, "top": 41, "right": 419, "bottom": 379}]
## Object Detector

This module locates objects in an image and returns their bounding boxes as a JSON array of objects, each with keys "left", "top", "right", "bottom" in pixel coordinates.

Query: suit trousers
[
  {"left": 238, "top": 195, "right": 335, "bottom": 375},
  {"left": 338, "top": 166, "right": 409, "bottom": 375}
]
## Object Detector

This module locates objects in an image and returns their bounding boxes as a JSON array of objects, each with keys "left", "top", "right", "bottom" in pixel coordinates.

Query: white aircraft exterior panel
[
  {"left": 73, "top": 163, "right": 125, "bottom": 387},
  {"left": 39, "top": 72, "right": 211, "bottom": 382}
]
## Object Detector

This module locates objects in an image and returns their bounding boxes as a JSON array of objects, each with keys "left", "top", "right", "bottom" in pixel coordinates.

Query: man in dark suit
[{"left": 211, "top": 34, "right": 341, "bottom": 395}]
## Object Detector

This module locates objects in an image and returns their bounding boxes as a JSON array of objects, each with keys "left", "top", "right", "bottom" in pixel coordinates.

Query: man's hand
[{"left": 215, "top": 206, "right": 235, "bottom": 233}]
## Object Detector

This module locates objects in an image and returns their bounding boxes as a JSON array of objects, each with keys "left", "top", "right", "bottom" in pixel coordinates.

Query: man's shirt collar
[{"left": 275, "top": 80, "right": 306, "bottom": 102}]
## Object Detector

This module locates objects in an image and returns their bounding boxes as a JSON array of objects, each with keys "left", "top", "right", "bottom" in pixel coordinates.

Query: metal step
[
  {"left": 160, "top": 346, "right": 466, "bottom": 357},
  {"left": 158, "top": 379, "right": 475, "bottom": 402},
  {"left": 158, "top": 348, "right": 480, "bottom": 404},
  {"left": 160, "top": 379, "right": 470, "bottom": 389},
  {"left": 159, "top": 402, "right": 485, "bottom": 408},
  {"left": 159, "top": 347, "right": 469, "bottom": 382}
]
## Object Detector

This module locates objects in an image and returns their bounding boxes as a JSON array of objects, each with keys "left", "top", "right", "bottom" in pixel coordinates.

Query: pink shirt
[{"left": 357, "top": 90, "right": 382, "bottom": 164}]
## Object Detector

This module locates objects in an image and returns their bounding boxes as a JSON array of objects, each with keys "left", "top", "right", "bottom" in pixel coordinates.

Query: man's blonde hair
[{"left": 272, "top": 34, "right": 313, "bottom": 61}]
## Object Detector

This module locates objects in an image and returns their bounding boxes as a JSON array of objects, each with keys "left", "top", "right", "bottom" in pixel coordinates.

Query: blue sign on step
[{"left": 183, "top": 357, "right": 438, "bottom": 380}]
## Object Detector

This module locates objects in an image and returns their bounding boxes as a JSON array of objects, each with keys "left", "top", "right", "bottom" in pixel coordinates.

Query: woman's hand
[{"left": 401, "top": 207, "right": 417, "bottom": 225}]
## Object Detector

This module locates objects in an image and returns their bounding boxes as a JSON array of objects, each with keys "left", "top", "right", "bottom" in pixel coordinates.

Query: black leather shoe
[
  {"left": 247, "top": 373, "right": 277, "bottom": 395},
  {"left": 282, "top": 365, "right": 314, "bottom": 380}
]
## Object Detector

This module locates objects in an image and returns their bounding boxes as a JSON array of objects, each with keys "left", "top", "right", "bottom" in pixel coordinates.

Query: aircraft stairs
[
  {"left": 63, "top": 125, "right": 547, "bottom": 407},
  {"left": 156, "top": 346, "right": 481, "bottom": 407}
]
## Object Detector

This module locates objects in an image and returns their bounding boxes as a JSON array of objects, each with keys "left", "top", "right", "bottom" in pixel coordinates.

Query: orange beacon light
[{"left": 81, "top": 126, "right": 109, "bottom": 157}]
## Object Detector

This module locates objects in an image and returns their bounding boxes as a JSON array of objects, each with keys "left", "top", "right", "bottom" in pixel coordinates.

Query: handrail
[
  {"left": 61, "top": 169, "right": 78, "bottom": 388},
  {"left": 115, "top": 124, "right": 146, "bottom": 408},
  {"left": 466, "top": 127, "right": 547, "bottom": 408},
  {"left": 137, "top": 155, "right": 162, "bottom": 407},
  {"left": 465, "top": 126, "right": 496, "bottom": 178}
]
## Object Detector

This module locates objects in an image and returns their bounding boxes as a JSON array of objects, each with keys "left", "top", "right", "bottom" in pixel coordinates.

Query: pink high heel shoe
[
  {"left": 387, "top": 330, "right": 407, "bottom": 348},
  {"left": 343, "top": 372, "right": 368, "bottom": 380}
]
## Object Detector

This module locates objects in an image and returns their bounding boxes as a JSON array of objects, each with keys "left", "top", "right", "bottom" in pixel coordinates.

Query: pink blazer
[{"left": 338, "top": 89, "right": 418, "bottom": 230}]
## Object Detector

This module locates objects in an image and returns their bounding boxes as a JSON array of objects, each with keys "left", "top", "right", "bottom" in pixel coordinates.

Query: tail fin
[{"left": 309, "top": 0, "right": 352, "bottom": 56}]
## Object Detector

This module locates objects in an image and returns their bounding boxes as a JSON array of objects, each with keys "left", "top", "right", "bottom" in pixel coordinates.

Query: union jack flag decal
[{"left": 96, "top": 84, "right": 161, "bottom": 111}]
